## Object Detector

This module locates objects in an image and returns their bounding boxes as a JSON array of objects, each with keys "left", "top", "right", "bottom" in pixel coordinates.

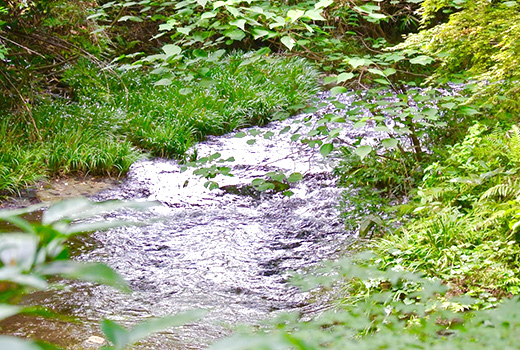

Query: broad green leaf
[
  {"left": 323, "top": 76, "right": 336, "bottom": 84},
  {"left": 225, "top": 5, "right": 240, "bottom": 17},
  {"left": 374, "top": 125, "right": 391, "bottom": 132},
  {"left": 383, "top": 68, "right": 396, "bottom": 76},
  {"left": 287, "top": 172, "right": 303, "bottom": 183},
  {"left": 337, "top": 72, "right": 354, "bottom": 83},
  {"left": 251, "top": 179, "right": 265, "bottom": 187},
  {"left": 229, "top": 19, "right": 246, "bottom": 30},
  {"left": 247, "top": 139, "right": 256, "bottom": 145},
  {"left": 200, "top": 11, "right": 216, "bottom": 19},
  {"left": 315, "top": 0, "right": 333, "bottom": 9},
  {"left": 225, "top": 29, "right": 246, "bottom": 41},
  {"left": 179, "top": 88, "right": 193, "bottom": 95},
  {"left": 320, "top": 143, "right": 334, "bottom": 157},
  {"left": 257, "top": 182, "right": 275, "bottom": 191},
  {"left": 410, "top": 55, "right": 434, "bottom": 65},
  {"left": 330, "top": 86, "right": 347, "bottom": 96},
  {"left": 373, "top": 78, "right": 390, "bottom": 85},
  {"left": 199, "top": 78, "right": 216, "bottom": 87},
  {"left": 304, "top": 9, "right": 325, "bottom": 21},
  {"left": 355, "top": 145, "right": 373, "bottom": 159},
  {"left": 382, "top": 138, "right": 398, "bottom": 148},
  {"left": 266, "top": 172, "right": 286, "bottom": 182},
  {"left": 287, "top": 9, "right": 304, "bottom": 22},
  {"left": 264, "top": 131, "right": 274, "bottom": 139},
  {"left": 234, "top": 131, "right": 247, "bottom": 138},
  {"left": 368, "top": 68, "right": 385, "bottom": 76},
  {"left": 196, "top": 0, "right": 208, "bottom": 7},
  {"left": 154, "top": 78, "right": 172, "bottom": 86},
  {"left": 281, "top": 36, "right": 295, "bottom": 50},
  {"left": 204, "top": 181, "right": 219, "bottom": 190},
  {"left": 348, "top": 57, "right": 370, "bottom": 69},
  {"left": 251, "top": 29, "right": 269, "bottom": 39},
  {"left": 459, "top": 106, "right": 480, "bottom": 115},
  {"left": 177, "top": 27, "right": 192, "bottom": 35},
  {"left": 162, "top": 44, "right": 181, "bottom": 57},
  {"left": 441, "top": 102, "right": 456, "bottom": 109},
  {"left": 118, "top": 15, "right": 143, "bottom": 22}
]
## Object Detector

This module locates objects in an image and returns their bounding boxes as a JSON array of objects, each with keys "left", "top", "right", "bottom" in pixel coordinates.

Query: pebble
[{"left": 86, "top": 336, "right": 105, "bottom": 344}]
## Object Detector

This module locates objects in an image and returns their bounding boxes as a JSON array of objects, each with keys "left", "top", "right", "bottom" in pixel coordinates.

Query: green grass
[{"left": 0, "top": 54, "right": 319, "bottom": 194}]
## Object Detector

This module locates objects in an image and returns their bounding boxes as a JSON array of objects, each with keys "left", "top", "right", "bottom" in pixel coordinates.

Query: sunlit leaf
[
  {"left": 355, "top": 145, "right": 373, "bottom": 159},
  {"left": 281, "top": 36, "right": 295, "bottom": 51},
  {"left": 337, "top": 72, "right": 354, "bottom": 83},
  {"left": 287, "top": 9, "right": 304, "bottom": 22},
  {"left": 304, "top": 9, "right": 325, "bottom": 21},
  {"left": 118, "top": 15, "right": 143, "bottom": 22},
  {"left": 410, "top": 55, "right": 434, "bottom": 65},
  {"left": 229, "top": 19, "right": 246, "bottom": 30},
  {"left": 162, "top": 44, "right": 181, "bottom": 57}
]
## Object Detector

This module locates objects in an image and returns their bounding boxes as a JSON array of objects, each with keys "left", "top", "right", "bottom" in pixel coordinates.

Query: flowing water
[{"left": 2, "top": 93, "right": 380, "bottom": 349}]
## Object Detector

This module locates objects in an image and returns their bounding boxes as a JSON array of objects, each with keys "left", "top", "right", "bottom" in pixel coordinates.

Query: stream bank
[{"left": 0, "top": 92, "right": 381, "bottom": 349}]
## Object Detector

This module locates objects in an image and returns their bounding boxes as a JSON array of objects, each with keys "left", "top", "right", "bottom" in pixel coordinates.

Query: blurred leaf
[
  {"left": 355, "top": 145, "right": 373, "bottom": 159},
  {"left": 337, "top": 72, "right": 354, "bottom": 83},
  {"left": 330, "top": 86, "right": 347, "bottom": 96},
  {"left": 38, "top": 262, "right": 130, "bottom": 293},
  {"left": 42, "top": 198, "right": 157, "bottom": 225},
  {"left": 281, "top": 36, "right": 295, "bottom": 51},
  {"left": 410, "top": 55, "right": 434, "bottom": 65},
  {"left": 381, "top": 138, "right": 398, "bottom": 149},
  {"left": 102, "top": 310, "right": 207, "bottom": 350},
  {"left": 101, "top": 319, "right": 130, "bottom": 350},
  {"left": 0, "top": 336, "right": 43, "bottom": 350},
  {"left": 0, "top": 304, "right": 22, "bottom": 321},
  {"left": 0, "top": 203, "right": 45, "bottom": 221},
  {"left": 162, "top": 44, "right": 182, "bottom": 57}
]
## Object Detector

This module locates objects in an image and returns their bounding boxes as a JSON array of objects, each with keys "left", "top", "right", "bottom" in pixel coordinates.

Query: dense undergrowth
[{"left": 0, "top": 54, "right": 318, "bottom": 194}]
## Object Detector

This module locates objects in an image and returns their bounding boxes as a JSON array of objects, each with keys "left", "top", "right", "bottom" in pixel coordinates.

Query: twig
[
  {"left": 31, "top": 55, "right": 78, "bottom": 71},
  {"left": 0, "top": 34, "right": 46, "bottom": 57}
]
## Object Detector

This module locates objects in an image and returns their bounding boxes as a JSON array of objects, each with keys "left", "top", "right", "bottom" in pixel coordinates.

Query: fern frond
[{"left": 480, "top": 181, "right": 520, "bottom": 202}]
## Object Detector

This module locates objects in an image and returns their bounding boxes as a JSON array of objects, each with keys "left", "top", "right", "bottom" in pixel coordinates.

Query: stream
[{"left": 2, "top": 92, "right": 375, "bottom": 349}]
